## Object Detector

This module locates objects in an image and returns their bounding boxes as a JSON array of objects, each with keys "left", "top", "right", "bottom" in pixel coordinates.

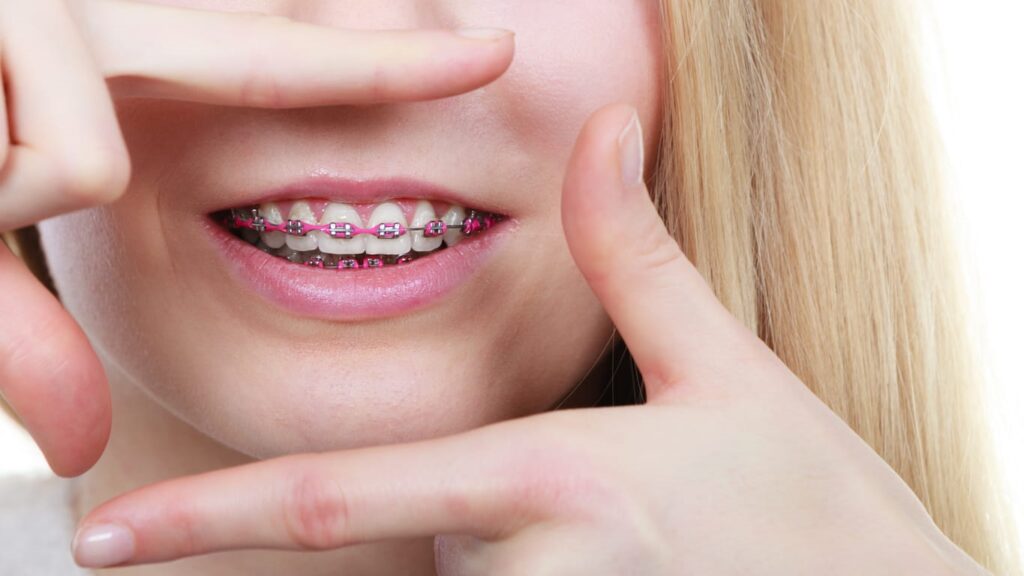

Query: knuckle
[
  {"left": 159, "top": 498, "right": 204, "bottom": 558},
  {"left": 0, "top": 310, "right": 78, "bottom": 389},
  {"left": 633, "top": 223, "right": 687, "bottom": 278},
  {"left": 366, "top": 40, "right": 422, "bottom": 104},
  {"left": 589, "top": 220, "right": 685, "bottom": 292},
  {"left": 54, "top": 148, "right": 131, "bottom": 206},
  {"left": 368, "top": 57, "right": 400, "bottom": 103},
  {"left": 238, "top": 73, "right": 285, "bottom": 108},
  {"left": 280, "top": 466, "right": 352, "bottom": 550},
  {"left": 504, "top": 431, "right": 622, "bottom": 526},
  {"left": 237, "top": 61, "right": 288, "bottom": 109},
  {"left": 237, "top": 15, "right": 294, "bottom": 108}
]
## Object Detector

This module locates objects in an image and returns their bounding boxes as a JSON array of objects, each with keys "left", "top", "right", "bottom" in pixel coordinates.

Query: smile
[
  {"left": 216, "top": 198, "right": 506, "bottom": 269},
  {"left": 203, "top": 177, "right": 515, "bottom": 321}
]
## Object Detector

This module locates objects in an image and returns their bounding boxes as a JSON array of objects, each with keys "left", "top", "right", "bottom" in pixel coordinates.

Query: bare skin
[{"left": 0, "top": 2, "right": 991, "bottom": 574}]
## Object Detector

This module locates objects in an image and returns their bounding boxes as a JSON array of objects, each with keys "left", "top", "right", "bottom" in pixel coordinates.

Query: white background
[
  {"left": 921, "top": 0, "right": 1024, "bottom": 560},
  {"left": 1, "top": 0, "right": 1022, "bottom": 563}
]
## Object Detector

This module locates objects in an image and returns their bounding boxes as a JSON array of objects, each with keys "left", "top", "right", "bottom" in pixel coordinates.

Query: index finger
[
  {"left": 72, "top": 421, "right": 605, "bottom": 568},
  {"left": 0, "top": 240, "right": 110, "bottom": 477},
  {"left": 81, "top": 0, "right": 515, "bottom": 107}
]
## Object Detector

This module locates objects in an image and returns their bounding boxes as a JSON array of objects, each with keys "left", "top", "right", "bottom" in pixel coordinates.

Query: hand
[
  {"left": 70, "top": 104, "right": 990, "bottom": 575},
  {"left": 0, "top": 0, "right": 513, "bottom": 477}
]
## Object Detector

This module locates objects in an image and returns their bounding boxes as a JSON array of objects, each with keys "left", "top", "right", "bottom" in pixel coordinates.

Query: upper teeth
[
  {"left": 364, "top": 202, "right": 411, "bottom": 255},
  {"left": 256, "top": 200, "right": 471, "bottom": 256},
  {"left": 410, "top": 200, "right": 443, "bottom": 252},
  {"left": 286, "top": 201, "right": 318, "bottom": 252},
  {"left": 316, "top": 203, "right": 365, "bottom": 255},
  {"left": 261, "top": 203, "right": 287, "bottom": 249},
  {"left": 441, "top": 205, "right": 465, "bottom": 248}
]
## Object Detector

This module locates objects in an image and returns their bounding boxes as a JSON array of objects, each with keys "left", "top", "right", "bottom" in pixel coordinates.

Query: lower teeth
[{"left": 235, "top": 230, "right": 446, "bottom": 269}]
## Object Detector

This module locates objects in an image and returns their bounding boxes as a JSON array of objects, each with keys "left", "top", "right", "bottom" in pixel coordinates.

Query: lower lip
[{"left": 203, "top": 216, "right": 515, "bottom": 321}]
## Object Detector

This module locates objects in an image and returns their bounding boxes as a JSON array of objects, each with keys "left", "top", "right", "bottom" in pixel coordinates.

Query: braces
[
  {"left": 297, "top": 252, "right": 418, "bottom": 270},
  {"left": 221, "top": 207, "right": 506, "bottom": 270},
  {"left": 226, "top": 207, "right": 503, "bottom": 239}
]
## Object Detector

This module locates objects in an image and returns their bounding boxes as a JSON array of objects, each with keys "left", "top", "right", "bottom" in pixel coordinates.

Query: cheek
[
  {"left": 495, "top": 2, "right": 663, "bottom": 165},
  {"left": 38, "top": 208, "right": 140, "bottom": 351},
  {"left": 37, "top": 200, "right": 192, "bottom": 390}
]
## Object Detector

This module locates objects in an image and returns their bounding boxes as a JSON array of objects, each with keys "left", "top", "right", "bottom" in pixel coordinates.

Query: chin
[
  {"left": 38, "top": 188, "right": 614, "bottom": 462},
  {"left": 124, "top": 332, "right": 538, "bottom": 459}
]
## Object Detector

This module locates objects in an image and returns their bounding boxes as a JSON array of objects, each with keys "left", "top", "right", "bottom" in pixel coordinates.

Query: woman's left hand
[{"left": 72, "top": 105, "right": 987, "bottom": 575}]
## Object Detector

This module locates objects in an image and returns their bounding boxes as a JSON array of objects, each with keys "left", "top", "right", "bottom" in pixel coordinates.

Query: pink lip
[
  {"left": 209, "top": 175, "right": 514, "bottom": 216},
  {"left": 203, "top": 214, "right": 515, "bottom": 322}
]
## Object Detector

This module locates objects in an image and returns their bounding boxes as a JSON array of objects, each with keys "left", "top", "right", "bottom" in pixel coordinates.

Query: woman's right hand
[{"left": 0, "top": 0, "right": 514, "bottom": 477}]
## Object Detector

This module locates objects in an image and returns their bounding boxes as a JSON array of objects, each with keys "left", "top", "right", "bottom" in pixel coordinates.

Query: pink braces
[
  {"left": 222, "top": 207, "right": 505, "bottom": 271},
  {"left": 301, "top": 253, "right": 417, "bottom": 270},
  {"left": 227, "top": 208, "right": 500, "bottom": 239}
]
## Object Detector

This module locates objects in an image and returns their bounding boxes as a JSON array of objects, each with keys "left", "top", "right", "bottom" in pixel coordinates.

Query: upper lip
[{"left": 206, "top": 175, "right": 511, "bottom": 215}]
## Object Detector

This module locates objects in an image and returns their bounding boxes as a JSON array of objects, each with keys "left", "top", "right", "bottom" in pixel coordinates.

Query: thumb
[{"left": 561, "top": 104, "right": 760, "bottom": 402}]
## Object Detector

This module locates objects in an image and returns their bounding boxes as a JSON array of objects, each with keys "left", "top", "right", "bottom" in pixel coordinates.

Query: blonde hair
[
  {"left": 2, "top": 0, "right": 1019, "bottom": 572},
  {"left": 652, "top": 0, "right": 1020, "bottom": 572}
]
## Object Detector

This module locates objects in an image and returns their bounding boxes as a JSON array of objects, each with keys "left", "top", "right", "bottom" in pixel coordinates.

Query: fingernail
[
  {"left": 617, "top": 109, "right": 645, "bottom": 187},
  {"left": 72, "top": 523, "right": 135, "bottom": 568},
  {"left": 455, "top": 27, "right": 514, "bottom": 40}
]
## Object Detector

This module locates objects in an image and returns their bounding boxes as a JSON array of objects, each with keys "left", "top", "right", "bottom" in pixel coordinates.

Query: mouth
[
  {"left": 203, "top": 177, "right": 515, "bottom": 321},
  {"left": 213, "top": 198, "right": 506, "bottom": 270}
]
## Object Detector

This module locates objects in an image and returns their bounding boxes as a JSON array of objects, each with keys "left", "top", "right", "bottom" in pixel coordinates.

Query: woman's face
[{"left": 39, "top": 0, "right": 664, "bottom": 458}]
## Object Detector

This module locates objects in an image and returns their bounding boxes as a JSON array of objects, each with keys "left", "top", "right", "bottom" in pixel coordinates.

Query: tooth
[
  {"left": 276, "top": 246, "right": 300, "bottom": 261},
  {"left": 365, "top": 202, "right": 412, "bottom": 256},
  {"left": 442, "top": 205, "right": 465, "bottom": 247},
  {"left": 286, "top": 201, "right": 318, "bottom": 251},
  {"left": 259, "top": 203, "right": 286, "bottom": 249},
  {"left": 410, "top": 200, "right": 443, "bottom": 252},
  {"left": 316, "top": 202, "right": 366, "bottom": 255}
]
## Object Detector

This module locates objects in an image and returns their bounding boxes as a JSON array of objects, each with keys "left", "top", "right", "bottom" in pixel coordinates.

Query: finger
[
  {"left": 0, "top": 50, "right": 9, "bottom": 168},
  {"left": 561, "top": 104, "right": 773, "bottom": 402},
  {"left": 0, "top": 0, "right": 131, "bottom": 232},
  {"left": 82, "top": 0, "right": 516, "bottom": 107},
  {"left": 0, "top": 239, "right": 111, "bottom": 477},
  {"left": 72, "top": 423, "right": 602, "bottom": 568}
]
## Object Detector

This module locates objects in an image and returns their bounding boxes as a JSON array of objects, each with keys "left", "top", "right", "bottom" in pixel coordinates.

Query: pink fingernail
[
  {"left": 617, "top": 109, "right": 645, "bottom": 187},
  {"left": 72, "top": 523, "right": 135, "bottom": 568}
]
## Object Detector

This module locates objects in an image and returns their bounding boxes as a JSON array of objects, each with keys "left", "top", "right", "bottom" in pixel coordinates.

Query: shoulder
[{"left": 0, "top": 473, "right": 91, "bottom": 575}]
